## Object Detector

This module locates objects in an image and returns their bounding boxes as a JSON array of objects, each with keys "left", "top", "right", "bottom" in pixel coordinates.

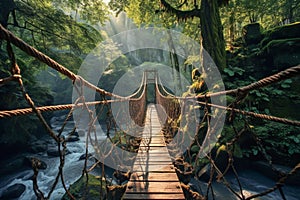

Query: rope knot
[
  {"left": 236, "top": 88, "right": 248, "bottom": 103},
  {"left": 12, "top": 74, "right": 22, "bottom": 79}
]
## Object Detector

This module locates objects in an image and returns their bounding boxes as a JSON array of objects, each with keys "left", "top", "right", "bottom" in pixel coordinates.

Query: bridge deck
[{"left": 123, "top": 104, "right": 185, "bottom": 200}]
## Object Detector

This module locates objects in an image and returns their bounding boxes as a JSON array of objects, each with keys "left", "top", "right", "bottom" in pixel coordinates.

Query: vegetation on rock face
[
  {"left": 62, "top": 174, "right": 106, "bottom": 200},
  {"left": 62, "top": 174, "right": 127, "bottom": 200}
]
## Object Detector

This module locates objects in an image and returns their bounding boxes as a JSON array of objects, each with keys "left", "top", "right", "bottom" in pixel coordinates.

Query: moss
[
  {"left": 260, "top": 22, "right": 300, "bottom": 47},
  {"left": 261, "top": 38, "right": 300, "bottom": 53},
  {"left": 259, "top": 38, "right": 300, "bottom": 69},
  {"left": 62, "top": 174, "right": 106, "bottom": 200}
]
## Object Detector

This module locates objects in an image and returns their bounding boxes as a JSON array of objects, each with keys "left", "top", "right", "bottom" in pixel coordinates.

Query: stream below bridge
[{"left": 0, "top": 115, "right": 299, "bottom": 200}]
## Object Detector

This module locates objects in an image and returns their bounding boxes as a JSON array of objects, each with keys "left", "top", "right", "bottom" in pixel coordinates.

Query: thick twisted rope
[
  {"left": 0, "top": 24, "right": 122, "bottom": 99},
  {"left": 0, "top": 99, "right": 128, "bottom": 118},
  {"left": 195, "top": 100, "right": 300, "bottom": 126},
  {"left": 193, "top": 64, "right": 300, "bottom": 99}
]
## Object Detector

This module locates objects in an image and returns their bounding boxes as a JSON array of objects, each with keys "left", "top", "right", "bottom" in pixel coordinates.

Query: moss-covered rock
[
  {"left": 260, "top": 22, "right": 300, "bottom": 47},
  {"left": 242, "top": 23, "right": 262, "bottom": 45},
  {"left": 260, "top": 38, "right": 300, "bottom": 70},
  {"left": 62, "top": 174, "right": 106, "bottom": 200},
  {"left": 62, "top": 174, "right": 127, "bottom": 200}
]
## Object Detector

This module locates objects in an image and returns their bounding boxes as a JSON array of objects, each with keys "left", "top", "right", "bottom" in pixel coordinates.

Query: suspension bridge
[{"left": 0, "top": 24, "right": 300, "bottom": 200}]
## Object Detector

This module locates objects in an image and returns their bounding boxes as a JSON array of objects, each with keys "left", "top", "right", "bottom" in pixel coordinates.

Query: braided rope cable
[
  {"left": 0, "top": 24, "right": 123, "bottom": 99},
  {"left": 186, "top": 64, "right": 300, "bottom": 99},
  {"left": 195, "top": 100, "right": 300, "bottom": 126},
  {"left": 0, "top": 99, "right": 129, "bottom": 118}
]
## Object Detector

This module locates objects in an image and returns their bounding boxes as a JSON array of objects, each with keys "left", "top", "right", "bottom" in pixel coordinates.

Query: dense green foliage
[{"left": 0, "top": 0, "right": 107, "bottom": 157}]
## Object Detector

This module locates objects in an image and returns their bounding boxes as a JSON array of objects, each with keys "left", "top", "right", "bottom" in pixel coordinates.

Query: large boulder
[
  {"left": 260, "top": 38, "right": 300, "bottom": 70},
  {"left": 242, "top": 23, "right": 262, "bottom": 45},
  {"left": 0, "top": 183, "right": 26, "bottom": 199},
  {"left": 261, "top": 22, "right": 300, "bottom": 46},
  {"left": 258, "top": 22, "right": 300, "bottom": 70}
]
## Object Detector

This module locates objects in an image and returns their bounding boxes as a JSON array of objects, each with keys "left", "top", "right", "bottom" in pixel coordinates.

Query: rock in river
[{"left": 0, "top": 183, "right": 26, "bottom": 199}]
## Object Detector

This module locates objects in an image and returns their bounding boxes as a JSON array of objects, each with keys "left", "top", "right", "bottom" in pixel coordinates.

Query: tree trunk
[
  {"left": 200, "top": 0, "right": 226, "bottom": 71},
  {"left": 0, "top": 0, "right": 16, "bottom": 28},
  {"left": 229, "top": 11, "right": 235, "bottom": 50},
  {"left": 167, "top": 29, "right": 182, "bottom": 93}
]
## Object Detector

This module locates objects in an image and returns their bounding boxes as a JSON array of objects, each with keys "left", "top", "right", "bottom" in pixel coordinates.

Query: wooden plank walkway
[{"left": 123, "top": 104, "right": 185, "bottom": 200}]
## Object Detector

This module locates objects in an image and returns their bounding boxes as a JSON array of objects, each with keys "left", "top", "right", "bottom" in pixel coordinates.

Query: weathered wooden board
[
  {"left": 133, "top": 164, "right": 175, "bottom": 172},
  {"left": 130, "top": 172, "right": 180, "bottom": 182},
  {"left": 123, "top": 193, "right": 185, "bottom": 200},
  {"left": 126, "top": 181, "right": 183, "bottom": 193},
  {"left": 135, "top": 156, "right": 172, "bottom": 162}
]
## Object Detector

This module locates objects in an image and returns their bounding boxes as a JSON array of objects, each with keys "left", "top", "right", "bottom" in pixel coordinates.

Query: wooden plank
[
  {"left": 126, "top": 181, "right": 183, "bottom": 193},
  {"left": 130, "top": 172, "right": 180, "bottom": 182},
  {"left": 139, "top": 146, "right": 169, "bottom": 151},
  {"left": 140, "top": 140, "right": 165, "bottom": 144},
  {"left": 139, "top": 144, "right": 166, "bottom": 147},
  {"left": 139, "top": 143, "right": 166, "bottom": 146},
  {"left": 133, "top": 164, "right": 175, "bottom": 172},
  {"left": 136, "top": 152, "right": 170, "bottom": 156},
  {"left": 123, "top": 193, "right": 185, "bottom": 199},
  {"left": 135, "top": 157, "right": 172, "bottom": 162},
  {"left": 141, "top": 135, "right": 163, "bottom": 138},
  {"left": 134, "top": 161, "right": 173, "bottom": 166}
]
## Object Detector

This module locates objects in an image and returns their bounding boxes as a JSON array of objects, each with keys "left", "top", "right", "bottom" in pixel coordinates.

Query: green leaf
[
  {"left": 255, "top": 91, "right": 262, "bottom": 97},
  {"left": 263, "top": 97, "right": 270, "bottom": 102},
  {"left": 224, "top": 68, "right": 235, "bottom": 76},
  {"left": 190, "top": 145, "right": 200, "bottom": 153},
  {"left": 281, "top": 83, "right": 291, "bottom": 88},
  {"left": 293, "top": 137, "right": 299, "bottom": 143},
  {"left": 288, "top": 148, "right": 295, "bottom": 155},
  {"left": 252, "top": 149, "right": 258, "bottom": 155}
]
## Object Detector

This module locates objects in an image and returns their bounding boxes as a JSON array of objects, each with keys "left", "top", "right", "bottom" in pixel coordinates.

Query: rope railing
[
  {"left": 193, "top": 64, "right": 300, "bottom": 100},
  {"left": 155, "top": 75, "right": 181, "bottom": 121},
  {"left": 129, "top": 72, "right": 147, "bottom": 126},
  {"left": 194, "top": 100, "right": 300, "bottom": 126},
  {"left": 0, "top": 99, "right": 127, "bottom": 118}
]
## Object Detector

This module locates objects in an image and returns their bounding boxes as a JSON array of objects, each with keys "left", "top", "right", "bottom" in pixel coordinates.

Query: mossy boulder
[
  {"left": 260, "top": 38, "right": 300, "bottom": 70},
  {"left": 62, "top": 174, "right": 127, "bottom": 200},
  {"left": 261, "top": 22, "right": 300, "bottom": 47},
  {"left": 242, "top": 23, "right": 262, "bottom": 45},
  {"left": 62, "top": 174, "right": 106, "bottom": 200}
]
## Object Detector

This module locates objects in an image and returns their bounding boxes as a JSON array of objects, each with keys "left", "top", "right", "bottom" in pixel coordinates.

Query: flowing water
[{"left": 0, "top": 115, "right": 105, "bottom": 200}]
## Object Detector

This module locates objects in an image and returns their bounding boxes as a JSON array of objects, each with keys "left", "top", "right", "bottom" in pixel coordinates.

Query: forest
[{"left": 0, "top": 0, "right": 299, "bottom": 199}]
